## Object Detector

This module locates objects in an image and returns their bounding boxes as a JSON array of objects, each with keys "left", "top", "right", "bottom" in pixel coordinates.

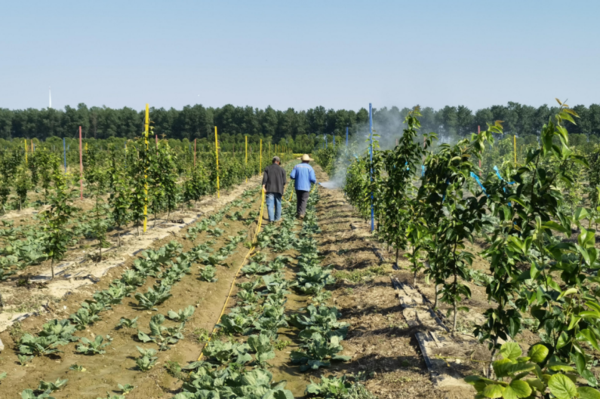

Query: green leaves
[
  {"left": 528, "top": 344, "right": 549, "bottom": 364},
  {"left": 134, "top": 285, "right": 172, "bottom": 310},
  {"left": 75, "top": 335, "right": 112, "bottom": 355},
  {"left": 247, "top": 334, "right": 276, "bottom": 366},
  {"left": 548, "top": 374, "right": 578, "bottom": 399},
  {"left": 579, "top": 387, "right": 600, "bottom": 399},
  {"left": 199, "top": 265, "right": 218, "bottom": 282},
  {"left": 166, "top": 306, "right": 195, "bottom": 323},
  {"left": 18, "top": 334, "right": 67, "bottom": 357},
  {"left": 505, "top": 380, "right": 532, "bottom": 398},
  {"left": 499, "top": 342, "right": 522, "bottom": 360},
  {"left": 135, "top": 346, "right": 158, "bottom": 371},
  {"left": 482, "top": 384, "right": 503, "bottom": 398}
]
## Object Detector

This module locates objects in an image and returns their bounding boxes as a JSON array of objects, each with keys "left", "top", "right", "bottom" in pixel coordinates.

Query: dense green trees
[{"left": 1, "top": 102, "right": 600, "bottom": 151}]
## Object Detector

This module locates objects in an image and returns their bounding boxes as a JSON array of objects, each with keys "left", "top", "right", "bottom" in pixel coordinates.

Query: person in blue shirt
[{"left": 290, "top": 154, "right": 317, "bottom": 219}]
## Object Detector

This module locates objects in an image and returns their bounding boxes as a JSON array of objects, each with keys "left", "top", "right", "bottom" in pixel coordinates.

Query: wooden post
[{"left": 79, "top": 126, "right": 83, "bottom": 200}]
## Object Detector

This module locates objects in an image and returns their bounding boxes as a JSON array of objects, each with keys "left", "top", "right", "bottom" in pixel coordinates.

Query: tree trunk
[{"left": 452, "top": 300, "right": 458, "bottom": 335}]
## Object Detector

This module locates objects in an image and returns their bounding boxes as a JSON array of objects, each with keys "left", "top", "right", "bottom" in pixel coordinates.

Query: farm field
[
  {"left": 2, "top": 102, "right": 600, "bottom": 399},
  {"left": 0, "top": 162, "right": 448, "bottom": 399}
]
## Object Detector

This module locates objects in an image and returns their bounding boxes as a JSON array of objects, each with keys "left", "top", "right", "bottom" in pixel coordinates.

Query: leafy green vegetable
[
  {"left": 290, "top": 334, "right": 350, "bottom": 372},
  {"left": 18, "top": 334, "right": 67, "bottom": 357},
  {"left": 116, "top": 317, "right": 138, "bottom": 330},
  {"left": 167, "top": 306, "right": 195, "bottom": 323},
  {"left": 137, "top": 314, "right": 184, "bottom": 351},
  {"left": 247, "top": 334, "right": 275, "bottom": 366},
  {"left": 134, "top": 285, "right": 172, "bottom": 310},
  {"left": 118, "top": 383, "right": 135, "bottom": 395},
  {"left": 202, "top": 340, "right": 252, "bottom": 365},
  {"left": 135, "top": 346, "right": 158, "bottom": 371},
  {"left": 37, "top": 378, "right": 68, "bottom": 392},
  {"left": 76, "top": 335, "right": 112, "bottom": 355},
  {"left": 199, "top": 265, "right": 217, "bottom": 282}
]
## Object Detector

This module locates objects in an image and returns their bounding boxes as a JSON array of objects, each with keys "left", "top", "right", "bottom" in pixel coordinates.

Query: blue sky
[{"left": 1, "top": 0, "right": 598, "bottom": 111}]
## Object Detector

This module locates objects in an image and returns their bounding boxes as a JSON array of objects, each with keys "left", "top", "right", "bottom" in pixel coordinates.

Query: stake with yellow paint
[
  {"left": 215, "top": 126, "right": 220, "bottom": 198},
  {"left": 259, "top": 139, "right": 262, "bottom": 174},
  {"left": 514, "top": 135, "right": 517, "bottom": 164},
  {"left": 143, "top": 104, "right": 149, "bottom": 233}
]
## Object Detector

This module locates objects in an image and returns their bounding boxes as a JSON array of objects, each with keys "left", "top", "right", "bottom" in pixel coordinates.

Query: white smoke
[{"left": 321, "top": 108, "right": 409, "bottom": 189}]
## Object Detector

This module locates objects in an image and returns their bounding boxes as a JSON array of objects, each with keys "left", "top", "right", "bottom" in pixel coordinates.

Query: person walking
[
  {"left": 290, "top": 154, "right": 317, "bottom": 219},
  {"left": 262, "top": 156, "right": 286, "bottom": 223}
]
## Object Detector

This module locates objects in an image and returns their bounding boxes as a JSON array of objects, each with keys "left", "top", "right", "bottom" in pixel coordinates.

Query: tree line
[{"left": 0, "top": 101, "right": 599, "bottom": 147}]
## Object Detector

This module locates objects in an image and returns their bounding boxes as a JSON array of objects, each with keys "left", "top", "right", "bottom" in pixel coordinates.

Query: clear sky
[{"left": 1, "top": 0, "right": 598, "bottom": 112}]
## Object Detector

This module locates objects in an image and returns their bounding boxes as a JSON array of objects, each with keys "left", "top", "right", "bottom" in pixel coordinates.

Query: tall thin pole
[
  {"left": 24, "top": 139, "right": 27, "bottom": 165},
  {"left": 478, "top": 125, "right": 482, "bottom": 175},
  {"left": 346, "top": 126, "right": 348, "bottom": 147},
  {"left": 79, "top": 127, "right": 84, "bottom": 200},
  {"left": 245, "top": 136, "right": 248, "bottom": 182},
  {"left": 259, "top": 139, "right": 262, "bottom": 173},
  {"left": 63, "top": 138, "right": 67, "bottom": 173},
  {"left": 514, "top": 135, "right": 517, "bottom": 164},
  {"left": 143, "top": 104, "right": 149, "bottom": 233},
  {"left": 194, "top": 139, "right": 197, "bottom": 168},
  {"left": 369, "top": 103, "right": 374, "bottom": 232},
  {"left": 215, "top": 127, "right": 220, "bottom": 198}
]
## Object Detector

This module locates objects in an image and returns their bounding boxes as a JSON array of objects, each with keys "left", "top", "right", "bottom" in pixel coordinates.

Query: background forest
[{"left": 1, "top": 102, "right": 600, "bottom": 153}]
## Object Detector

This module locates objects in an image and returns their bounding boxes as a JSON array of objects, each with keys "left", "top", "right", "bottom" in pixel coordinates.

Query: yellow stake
[
  {"left": 24, "top": 139, "right": 27, "bottom": 165},
  {"left": 245, "top": 136, "right": 248, "bottom": 183},
  {"left": 215, "top": 126, "right": 220, "bottom": 198},
  {"left": 514, "top": 135, "right": 517, "bottom": 164},
  {"left": 143, "top": 104, "right": 149, "bottom": 233},
  {"left": 259, "top": 139, "right": 262, "bottom": 173}
]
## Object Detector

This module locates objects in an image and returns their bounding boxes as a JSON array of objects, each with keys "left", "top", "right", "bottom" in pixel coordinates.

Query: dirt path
[{"left": 309, "top": 166, "right": 450, "bottom": 399}]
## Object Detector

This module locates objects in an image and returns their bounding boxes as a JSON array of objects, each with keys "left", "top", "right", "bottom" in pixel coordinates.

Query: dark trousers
[{"left": 296, "top": 190, "right": 310, "bottom": 216}]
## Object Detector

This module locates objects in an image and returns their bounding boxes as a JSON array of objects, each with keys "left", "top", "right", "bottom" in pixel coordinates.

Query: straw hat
[{"left": 299, "top": 154, "right": 314, "bottom": 162}]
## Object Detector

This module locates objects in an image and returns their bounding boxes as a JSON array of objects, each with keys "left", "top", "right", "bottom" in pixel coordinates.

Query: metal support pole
[
  {"left": 369, "top": 103, "right": 374, "bottom": 232},
  {"left": 215, "top": 127, "right": 220, "bottom": 198},
  {"left": 79, "top": 126, "right": 83, "bottom": 200},
  {"left": 346, "top": 126, "right": 348, "bottom": 147}
]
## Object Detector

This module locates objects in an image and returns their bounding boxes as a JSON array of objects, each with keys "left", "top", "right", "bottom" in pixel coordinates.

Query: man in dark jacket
[{"left": 262, "top": 156, "right": 286, "bottom": 222}]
